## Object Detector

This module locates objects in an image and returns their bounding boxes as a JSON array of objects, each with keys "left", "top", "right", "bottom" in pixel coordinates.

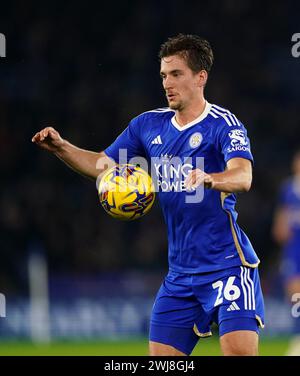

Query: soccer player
[
  {"left": 32, "top": 34, "right": 264, "bottom": 356},
  {"left": 272, "top": 150, "right": 300, "bottom": 355}
]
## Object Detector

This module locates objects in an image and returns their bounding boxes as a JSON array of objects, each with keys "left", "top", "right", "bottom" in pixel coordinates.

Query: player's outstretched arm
[{"left": 32, "top": 126, "right": 114, "bottom": 180}]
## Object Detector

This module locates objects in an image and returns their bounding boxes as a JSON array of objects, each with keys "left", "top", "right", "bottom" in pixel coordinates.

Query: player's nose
[{"left": 163, "top": 76, "right": 174, "bottom": 90}]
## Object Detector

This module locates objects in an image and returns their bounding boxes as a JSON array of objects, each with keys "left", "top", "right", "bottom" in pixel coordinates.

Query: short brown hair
[{"left": 159, "top": 34, "right": 214, "bottom": 73}]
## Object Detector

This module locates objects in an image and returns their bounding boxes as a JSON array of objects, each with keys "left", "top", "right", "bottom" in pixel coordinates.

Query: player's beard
[{"left": 168, "top": 98, "right": 184, "bottom": 111}]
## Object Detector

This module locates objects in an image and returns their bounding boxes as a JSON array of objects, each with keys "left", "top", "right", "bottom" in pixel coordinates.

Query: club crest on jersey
[{"left": 189, "top": 132, "right": 202, "bottom": 149}]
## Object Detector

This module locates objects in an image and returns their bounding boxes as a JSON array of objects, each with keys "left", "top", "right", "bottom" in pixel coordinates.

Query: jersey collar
[{"left": 171, "top": 101, "right": 212, "bottom": 131}]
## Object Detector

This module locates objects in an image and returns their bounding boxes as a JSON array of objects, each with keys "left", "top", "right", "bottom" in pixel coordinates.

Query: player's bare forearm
[
  {"left": 185, "top": 157, "right": 252, "bottom": 193},
  {"left": 32, "top": 127, "right": 113, "bottom": 180},
  {"left": 209, "top": 166, "right": 252, "bottom": 193},
  {"left": 54, "top": 141, "right": 106, "bottom": 180}
]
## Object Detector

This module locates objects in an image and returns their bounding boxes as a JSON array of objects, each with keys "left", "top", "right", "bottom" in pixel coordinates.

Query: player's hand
[
  {"left": 31, "top": 126, "right": 65, "bottom": 153},
  {"left": 184, "top": 169, "right": 214, "bottom": 190}
]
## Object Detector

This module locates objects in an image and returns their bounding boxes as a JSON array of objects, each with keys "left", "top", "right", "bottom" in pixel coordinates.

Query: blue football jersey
[{"left": 105, "top": 101, "right": 260, "bottom": 273}]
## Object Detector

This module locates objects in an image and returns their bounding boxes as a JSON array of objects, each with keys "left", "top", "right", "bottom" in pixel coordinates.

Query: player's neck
[{"left": 175, "top": 98, "right": 207, "bottom": 127}]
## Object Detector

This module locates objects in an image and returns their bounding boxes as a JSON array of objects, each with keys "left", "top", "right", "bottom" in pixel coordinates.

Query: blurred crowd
[{"left": 0, "top": 0, "right": 299, "bottom": 295}]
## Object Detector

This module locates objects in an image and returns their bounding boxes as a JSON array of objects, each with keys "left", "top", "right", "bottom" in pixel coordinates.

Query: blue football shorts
[{"left": 149, "top": 265, "right": 265, "bottom": 355}]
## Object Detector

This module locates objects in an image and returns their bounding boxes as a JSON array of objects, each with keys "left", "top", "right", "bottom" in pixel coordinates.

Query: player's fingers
[
  {"left": 32, "top": 131, "right": 44, "bottom": 142},
  {"left": 44, "top": 126, "right": 56, "bottom": 135},
  {"left": 190, "top": 170, "right": 204, "bottom": 185},
  {"left": 185, "top": 175, "right": 197, "bottom": 190},
  {"left": 184, "top": 170, "right": 196, "bottom": 187},
  {"left": 38, "top": 131, "right": 46, "bottom": 141},
  {"left": 42, "top": 128, "right": 51, "bottom": 138},
  {"left": 184, "top": 175, "right": 192, "bottom": 189},
  {"left": 48, "top": 128, "right": 59, "bottom": 139},
  {"left": 32, "top": 130, "right": 46, "bottom": 141},
  {"left": 192, "top": 175, "right": 205, "bottom": 189},
  {"left": 187, "top": 170, "right": 208, "bottom": 190},
  {"left": 31, "top": 133, "right": 38, "bottom": 142},
  {"left": 32, "top": 130, "right": 47, "bottom": 142},
  {"left": 185, "top": 183, "right": 195, "bottom": 191},
  {"left": 46, "top": 127, "right": 60, "bottom": 141},
  {"left": 40, "top": 127, "right": 56, "bottom": 140},
  {"left": 32, "top": 127, "right": 58, "bottom": 144}
]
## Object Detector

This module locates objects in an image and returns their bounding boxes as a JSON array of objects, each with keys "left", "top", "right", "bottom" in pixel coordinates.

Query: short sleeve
[
  {"left": 104, "top": 116, "right": 145, "bottom": 163},
  {"left": 218, "top": 122, "right": 254, "bottom": 164}
]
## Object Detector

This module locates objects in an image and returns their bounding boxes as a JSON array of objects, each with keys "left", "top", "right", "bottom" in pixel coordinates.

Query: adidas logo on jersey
[
  {"left": 151, "top": 135, "right": 162, "bottom": 144},
  {"left": 226, "top": 302, "right": 240, "bottom": 311}
]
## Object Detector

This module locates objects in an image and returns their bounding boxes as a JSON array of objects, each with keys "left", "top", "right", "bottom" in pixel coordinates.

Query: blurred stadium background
[{"left": 0, "top": 0, "right": 299, "bottom": 355}]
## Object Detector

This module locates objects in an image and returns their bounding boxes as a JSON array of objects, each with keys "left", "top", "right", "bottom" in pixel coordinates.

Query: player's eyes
[
  {"left": 160, "top": 72, "right": 181, "bottom": 80},
  {"left": 172, "top": 72, "right": 183, "bottom": 78}
]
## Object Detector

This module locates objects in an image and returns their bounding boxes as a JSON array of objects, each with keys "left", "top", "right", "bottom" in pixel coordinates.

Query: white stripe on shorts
[
  {"left": 240, "top": 266, "right": 248, "bottom": 310},
  {"left": 242, "top": 266, "right": 252, "bottom": 310},
  {"left": 246, "top": 267, "right": 256, "bottom": 310}
]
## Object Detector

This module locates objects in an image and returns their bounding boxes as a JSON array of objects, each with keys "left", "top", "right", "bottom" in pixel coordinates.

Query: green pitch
[{"left": 0, "top": 337, "right": 290, "bottom": 356}]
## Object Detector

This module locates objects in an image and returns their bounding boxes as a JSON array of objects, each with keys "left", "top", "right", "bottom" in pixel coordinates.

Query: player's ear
[{"left": 197, "top": 70, "right": 208, "bottom": 88}]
